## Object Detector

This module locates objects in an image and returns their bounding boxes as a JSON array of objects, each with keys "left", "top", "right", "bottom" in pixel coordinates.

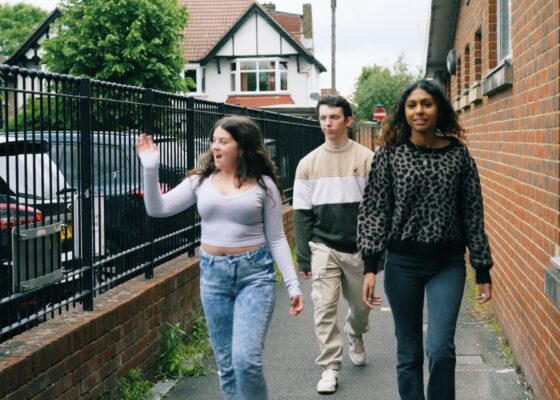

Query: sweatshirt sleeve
[
  {"left": 262, "top": 177, "right": 301, "bottom": 298},
  {"left": 459, "top": 147, "right": 493, "bottom": 284},
  {"left": 139, "top": 151, "right": 197, "bottom": 217},
  {"left": 357, "top": 148, "right": 394, "bottom": 274},
  {"left": 292, "top": 161, "right": 314, "bottom": 273}
]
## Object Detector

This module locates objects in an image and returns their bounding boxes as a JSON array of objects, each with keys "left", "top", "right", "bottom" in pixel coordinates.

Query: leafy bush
[{"left": 159, "top": 315, "right": 212, "bottom": 379}]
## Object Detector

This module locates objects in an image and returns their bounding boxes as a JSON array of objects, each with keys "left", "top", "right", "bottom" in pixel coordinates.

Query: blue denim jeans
[
  {"left": 199, "top": 245, "right": 276, "bottom": 400},
  {"left": 384, "top": 252, "right": 466, "bottom": 400}
]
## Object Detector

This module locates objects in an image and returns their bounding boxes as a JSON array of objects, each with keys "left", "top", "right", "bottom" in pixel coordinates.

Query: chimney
[
  {"left": 261, "top": 3, "right": 276, "bottom": 12},
  {"left": 302, "top": 3, "right": 313, "bottom": 39}
]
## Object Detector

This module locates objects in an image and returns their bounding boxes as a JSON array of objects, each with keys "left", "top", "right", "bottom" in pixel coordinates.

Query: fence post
[
  {"left": 79, "top": 78, "right": 94, "bottom": 311},
  {"left": 185, "top": 97, "right": 195, "bottom": 256},
  {"left": 142, "top": 89, "right": 154, "bottom": 279}
]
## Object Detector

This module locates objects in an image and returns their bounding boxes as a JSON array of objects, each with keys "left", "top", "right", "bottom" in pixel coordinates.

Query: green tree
[
  {"left": 352, "top": 55, "right": 423, "bottom": 121},
  {"left": 0, "top": 3, "right": 48, "bottom": 59},
  {"left": 42, "top": 0, "right": 189, "bottom": 93}
]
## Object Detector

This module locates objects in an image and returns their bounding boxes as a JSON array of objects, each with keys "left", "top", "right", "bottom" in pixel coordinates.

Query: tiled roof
[
  {"left": 180, "top": 0, "right": 305, "bottom": 62},
  {"left": 180, "top": 0, "right": 255, "bottom": 62},
  {"left": 268, "top": 11, "right": 302, "bottom": 45}
]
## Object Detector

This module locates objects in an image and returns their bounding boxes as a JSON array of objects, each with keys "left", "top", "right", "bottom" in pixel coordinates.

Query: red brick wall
[
  {"left": 0, "top": 207, "right": 296, "bottom": 399},
  {"left": 452, "top": 1, "right": 560, "bottom": 399}
]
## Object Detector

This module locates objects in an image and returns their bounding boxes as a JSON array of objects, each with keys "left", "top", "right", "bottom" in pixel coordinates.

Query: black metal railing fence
[{"left": 0, "top": 64, "right": 322, "bottom": 341}]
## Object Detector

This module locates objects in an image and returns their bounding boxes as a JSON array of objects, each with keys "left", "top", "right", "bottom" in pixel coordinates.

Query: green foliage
[
  {"left": 117, "top": 368, "right": 152, "bottom": 400},
  {"left": 352, "top": 54, "right": 423, "bottom": 121},
  {"left": 0, "top": 3, "right": 48, "bottom": 58},
  {"left": 42, "top": 0, "right": 189, "bottom": 92},
  {"left": 4, "top": 95, "right": 77, "bottom": 132},
  {"left": 159, "top": 316, "right": 212, "bottom": 379}
]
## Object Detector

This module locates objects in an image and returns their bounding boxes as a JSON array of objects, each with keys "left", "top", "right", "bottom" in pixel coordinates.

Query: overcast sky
[{"left": 1, "top": 0, "right": 431, "bottom": 98}]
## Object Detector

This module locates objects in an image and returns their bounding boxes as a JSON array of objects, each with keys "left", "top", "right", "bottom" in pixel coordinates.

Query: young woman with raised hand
[
  {"left": 136, "top": 115, "right": 303, "bottom": 400},
  {"left": 358, "top": 80, "right": 493, "bottom": 400}
]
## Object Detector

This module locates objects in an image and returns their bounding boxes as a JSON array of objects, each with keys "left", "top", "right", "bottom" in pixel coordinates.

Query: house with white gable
[
  {"left": 2, "top": 8, "right": 61, "bottom": 119},
  {"left": 2, "top": 1, "right": 325, "bottom": 115},
  {"left": 180, "top": 0, "right": 326, "bottom": 109}
]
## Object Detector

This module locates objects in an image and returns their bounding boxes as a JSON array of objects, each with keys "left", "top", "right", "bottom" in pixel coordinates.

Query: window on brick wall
[
  {"left": 456, "top": 56, "right": 462, "bottom": 97},
  {"left": 482, "top": 2, "right": 513, "bottom": 97},
  {"left": 454, "top": 56, "right": 462, "bottom": 110},
  {"left": 464, "top": 45, "right": 471, "bottom": 92},
  {"left": 497, "top": 0, "right": 512, "bottom": 62},
  {"left": 474, "top": 29, "right": 482, "bottom": 81}
]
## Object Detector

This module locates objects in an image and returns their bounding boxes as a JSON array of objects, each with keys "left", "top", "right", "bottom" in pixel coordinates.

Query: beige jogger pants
[{"left": 309, "top": 241, "right": 371, "bottom": 370}]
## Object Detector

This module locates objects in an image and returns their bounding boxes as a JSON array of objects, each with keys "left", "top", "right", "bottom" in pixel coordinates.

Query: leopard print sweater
[{"left": 357, "top": 137, "right": 493, "bottom": 284}]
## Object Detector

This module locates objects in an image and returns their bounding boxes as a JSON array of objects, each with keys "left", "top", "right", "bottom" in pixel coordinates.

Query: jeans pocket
[
  {"left": 199, "top": 254, "right": 214, "bottom": 282},
  {"left": 250, "top": 249, "right": 274, "bottom": 270}
]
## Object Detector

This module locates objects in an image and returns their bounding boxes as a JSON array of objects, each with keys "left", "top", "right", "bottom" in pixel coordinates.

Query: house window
[
  {"left": 230, "top": 59, "right": 288, "bottom": 93},
  {"left": 497, "top": 0, "right": 511, "bottom": 62},
  {"left": 185, "top": 67, "right": 205, "bottom": 93}
]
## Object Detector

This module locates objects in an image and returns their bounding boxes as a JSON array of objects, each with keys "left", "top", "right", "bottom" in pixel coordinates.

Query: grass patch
[
  {"left": 465, "top": 266, "right": 515, "bottom": 363},
  {"left": 158, "top": 315, "right": 213, "bottom": 379},
  {"left": 464, "top": 266, "right": 493, "bottom": 322},
  {"left": 117, "top": 368, "right": 152, "bottom": 400}
]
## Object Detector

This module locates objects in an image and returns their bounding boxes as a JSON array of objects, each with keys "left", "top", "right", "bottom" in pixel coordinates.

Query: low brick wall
[
  {"left": 0, "top": 207, "right": 295, "bottom": 399},
  {"left": 0, "top": 253, "right": 201, "bottom": 400}
]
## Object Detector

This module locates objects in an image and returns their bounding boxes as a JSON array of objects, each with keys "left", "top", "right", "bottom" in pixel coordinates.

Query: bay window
[{"left": 230, "top": 59, "right": 288, "bottom": 93}]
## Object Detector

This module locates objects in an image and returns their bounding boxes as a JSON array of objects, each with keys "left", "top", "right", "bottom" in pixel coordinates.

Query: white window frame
[
  {"left": 229, "top": 58, "right": 288, "bottom": 94},
  {"left": 497, "top": 0, "right": 512, "bottom": 62}
]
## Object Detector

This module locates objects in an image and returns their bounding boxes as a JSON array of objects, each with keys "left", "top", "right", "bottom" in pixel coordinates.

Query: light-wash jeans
[
  {"left": 384, "top": 252, "right": 466, "bottom": 400},
  {"left": 199, "top": 245, "right": 276, "bottom": 400},
  {"left": 309, "top": 241, "right": 371, "bottom": 370}
]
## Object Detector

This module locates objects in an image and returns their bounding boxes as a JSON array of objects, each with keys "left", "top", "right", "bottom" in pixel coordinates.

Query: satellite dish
[
  {"left": 446, "top": 49, "right": 457, "bottom": 75},
  {"left": 309, "top": 92, "right": 320, "bottom": 101}
]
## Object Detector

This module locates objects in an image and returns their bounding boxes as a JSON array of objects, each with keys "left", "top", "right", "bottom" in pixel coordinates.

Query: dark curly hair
[
  {"left": 192, "top": 116, "right": 283, "bottom": 198},
  {"left": 379, "top": 79, "right": 465, "bottom": 148}
]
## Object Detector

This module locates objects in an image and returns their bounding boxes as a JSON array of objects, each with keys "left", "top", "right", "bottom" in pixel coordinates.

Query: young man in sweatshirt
[{"left": 293, "top": 95, "right": 379, "bottom": 394}]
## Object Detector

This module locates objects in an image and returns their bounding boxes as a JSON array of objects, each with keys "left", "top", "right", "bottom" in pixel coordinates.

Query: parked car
[
  {"left": 1, "top": 131, "right": 190, "bottom": 279},
  {"left": 0, "top": 193, "right": 44, "bottom": 297}
]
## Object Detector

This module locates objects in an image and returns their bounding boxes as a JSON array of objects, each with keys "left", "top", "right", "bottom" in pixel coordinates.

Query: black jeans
[{"left": 384, "top": 252, "right": 466, "bottom": 400}]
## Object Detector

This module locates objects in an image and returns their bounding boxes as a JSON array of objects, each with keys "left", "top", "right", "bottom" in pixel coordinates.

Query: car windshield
[{"left": 53, "top": 143, "right": 130, "bottom": 183}]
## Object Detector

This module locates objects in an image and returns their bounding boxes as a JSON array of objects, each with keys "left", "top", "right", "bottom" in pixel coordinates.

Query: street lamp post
[{"left": 331, "top": 0, "right": 336, "bottom": 93}]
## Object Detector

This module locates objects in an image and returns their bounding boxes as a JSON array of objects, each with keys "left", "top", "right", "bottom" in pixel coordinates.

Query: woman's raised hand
[{"left": 136, "top": 134, "right": 158, "bottom": 154}]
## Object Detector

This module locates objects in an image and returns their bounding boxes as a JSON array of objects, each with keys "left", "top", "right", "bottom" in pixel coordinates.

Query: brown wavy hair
[
  {"left": 191, "top": 116, "right": 283, "bottom": 198},
  {"left": 379, "top": 79, "right": 465, "bottom": 148}
]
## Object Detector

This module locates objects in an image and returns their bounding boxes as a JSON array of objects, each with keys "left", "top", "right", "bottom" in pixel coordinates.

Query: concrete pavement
[{"left": 162, "top": 272, "right": 534, "bottom": 399}]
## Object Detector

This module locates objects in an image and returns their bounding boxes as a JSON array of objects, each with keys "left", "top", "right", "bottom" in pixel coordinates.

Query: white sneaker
[
  {"left": 348, "top": 333, "right": 366, "bottom": 366},
  {"left": 317, "top": 368, "right": 338, "bottom": 394}
]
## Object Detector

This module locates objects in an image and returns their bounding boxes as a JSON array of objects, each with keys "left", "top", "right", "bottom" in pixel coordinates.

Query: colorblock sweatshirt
[{"left": 293, "top": 140, "right": 374, "bottom": 272}]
